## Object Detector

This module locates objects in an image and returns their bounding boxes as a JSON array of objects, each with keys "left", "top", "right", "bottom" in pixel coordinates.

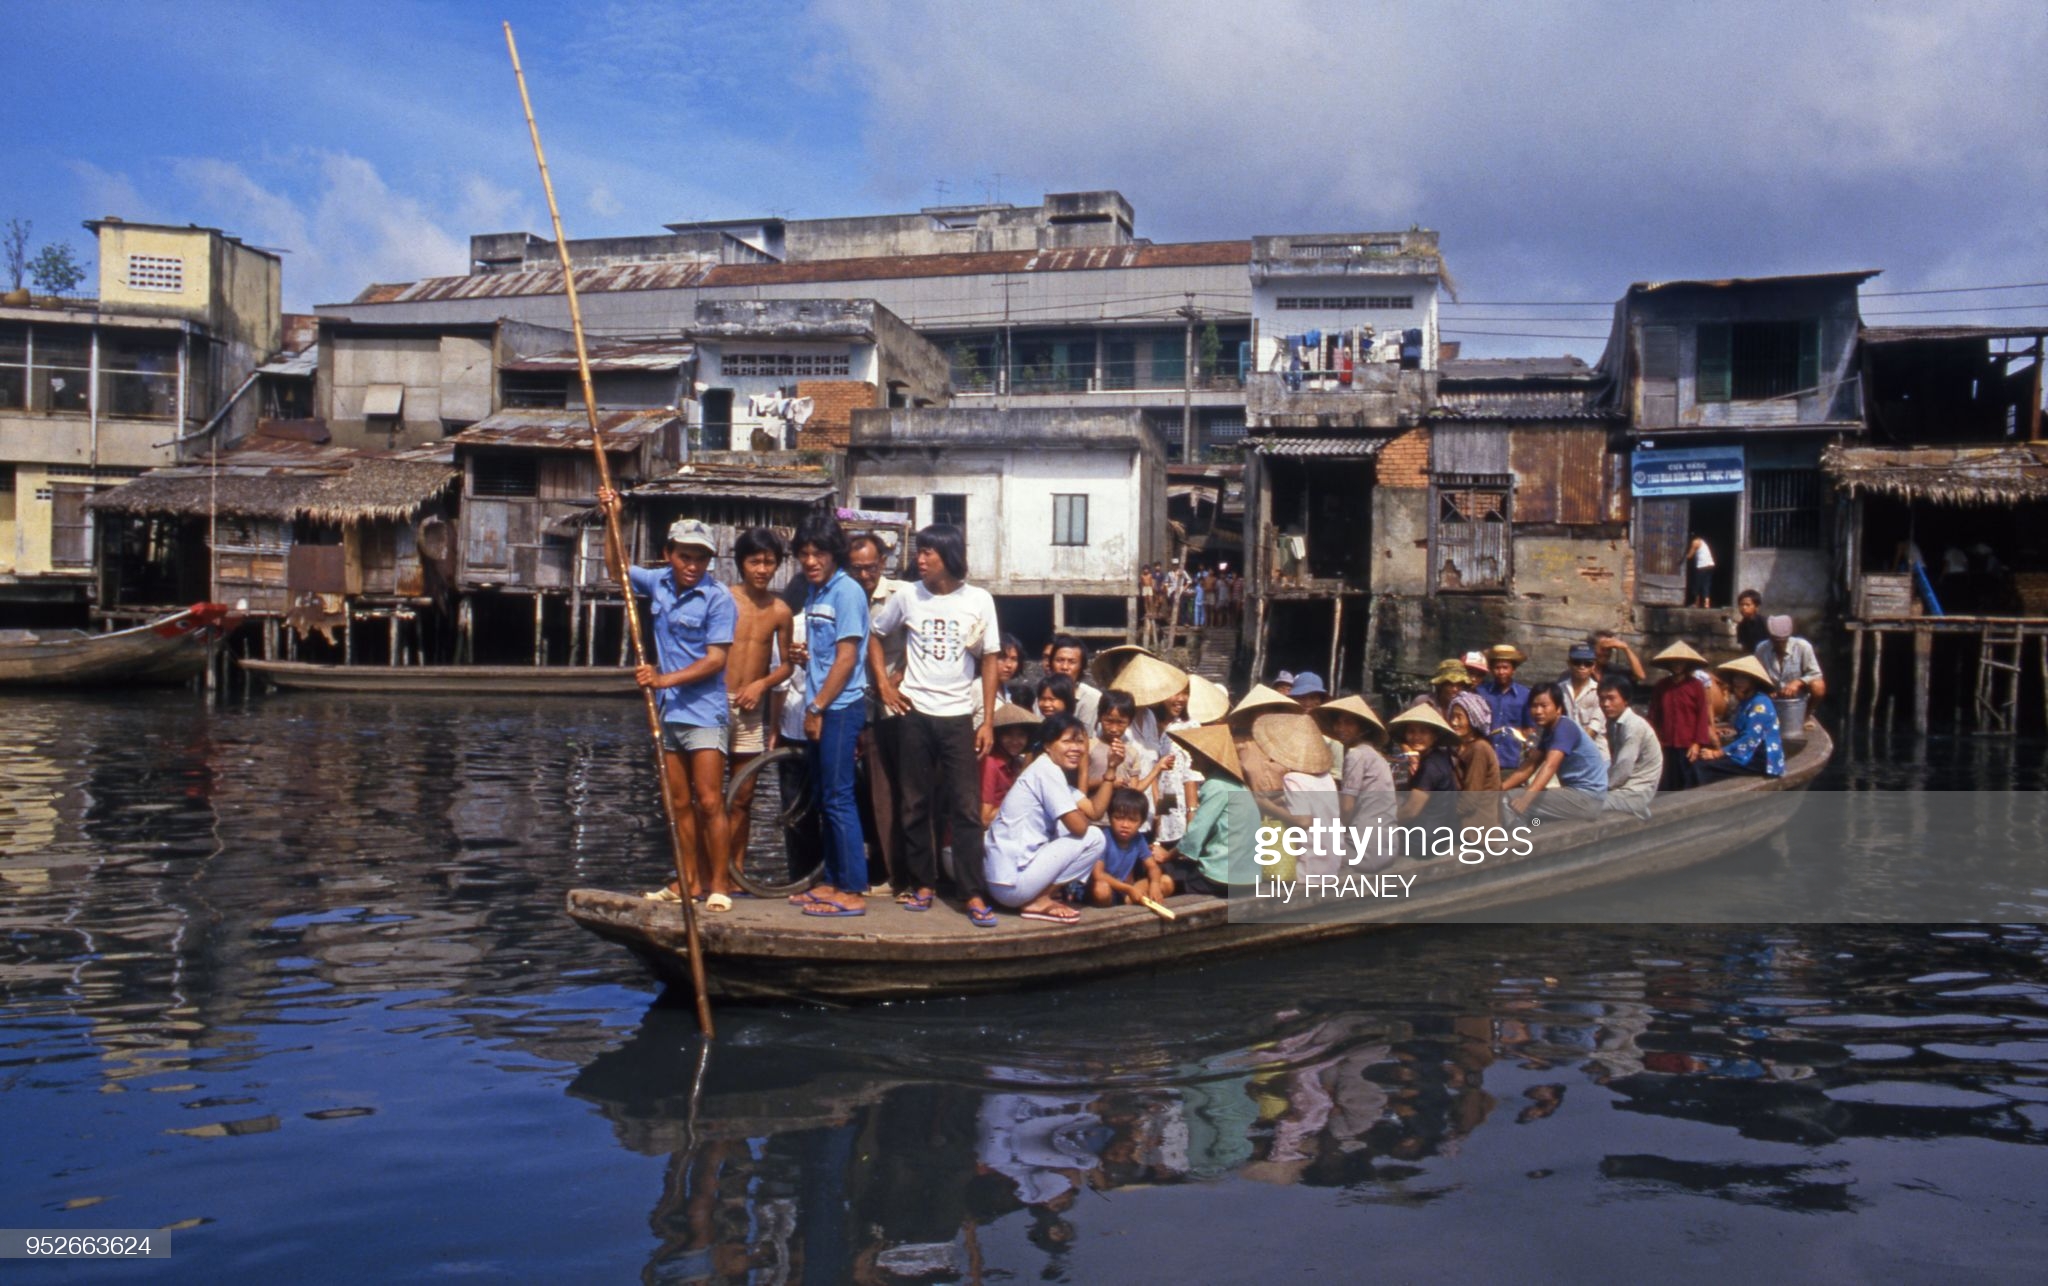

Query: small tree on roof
[{"left": 29, "top": 243, "right": 85, "bottom": 297}]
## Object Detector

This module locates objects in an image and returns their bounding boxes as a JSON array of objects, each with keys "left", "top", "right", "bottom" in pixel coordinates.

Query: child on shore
[
  {"left": 1075, "top": 786, "right": 1173, "bottom": 907},
  {"left": 982, "top": 703, "right": 1039, "bottom": 825}
]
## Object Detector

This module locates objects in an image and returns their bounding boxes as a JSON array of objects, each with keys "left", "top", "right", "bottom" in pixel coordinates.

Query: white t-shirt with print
[{"left": 871, "top": 580, "right": 1001, "bottom": 719}]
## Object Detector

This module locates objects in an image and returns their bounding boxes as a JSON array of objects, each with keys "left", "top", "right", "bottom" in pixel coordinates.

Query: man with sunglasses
[{"left": 1556, "top": 642, "right": 1612, "bottom": 763}]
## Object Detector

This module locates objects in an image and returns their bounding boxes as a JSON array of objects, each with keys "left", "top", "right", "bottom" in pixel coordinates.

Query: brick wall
[
  {"left": 795, "top": 380, "right": 877, "bottom": 450},
  {"left": 1376, "top": 426, "right": 1431, "bottom": 488}
]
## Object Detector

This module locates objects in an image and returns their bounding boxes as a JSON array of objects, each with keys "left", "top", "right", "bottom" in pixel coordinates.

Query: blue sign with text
[{"left": 1631, "top": 446, "right": 1745, "bottom": 496}]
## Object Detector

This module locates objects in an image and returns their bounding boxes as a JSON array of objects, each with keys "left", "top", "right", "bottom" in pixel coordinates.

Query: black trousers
[{"left": 895, "top": 709, "right": 991, "bottom": 904}]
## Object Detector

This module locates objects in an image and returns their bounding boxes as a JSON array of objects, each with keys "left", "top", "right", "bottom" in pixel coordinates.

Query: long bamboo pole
[{"left": 504, "top": 23, "right": 714, "bottom": 1037}]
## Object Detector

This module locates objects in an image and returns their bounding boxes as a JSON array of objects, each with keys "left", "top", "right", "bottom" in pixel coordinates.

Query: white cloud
[
  {"left": 67, "top": 160, "right": 157, "bottom": 225},
  {"left": 588, "top": 183, "right": 623, "bottom": 219}
]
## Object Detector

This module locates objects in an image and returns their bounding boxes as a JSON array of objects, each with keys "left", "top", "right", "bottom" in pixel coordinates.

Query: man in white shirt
[
  {"left": 1557, "top": 642, "right": 1611, "bottom": 761},
  {"left": 1599, "top": 679, "right": 1662, "bottom": 819},
  {"left": 871, "top": 523, "right": 1002, "bottom": 922},
  {"left": 849, "top": 534, "right": 911, "bottom": 889}
]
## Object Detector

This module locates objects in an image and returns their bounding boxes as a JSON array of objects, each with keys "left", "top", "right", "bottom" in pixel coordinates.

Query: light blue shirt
[
  {"left": 803, "top": 567, "right": 870, "bottom": 713},
  {"left": 627, "top": 563, "right": 735, "bottom": 728}
]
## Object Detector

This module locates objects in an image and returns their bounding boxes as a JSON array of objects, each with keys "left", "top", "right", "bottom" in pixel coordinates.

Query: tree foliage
[
  {"left": 29, "top": 243, "right": 85, "bottom": 296},
  {"left": 3, "top": 218, "right": 29, "bottom": 291}
]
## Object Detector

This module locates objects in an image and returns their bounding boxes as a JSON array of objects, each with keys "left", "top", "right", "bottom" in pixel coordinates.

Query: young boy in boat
[
  {"left": 1075, "top": 786, "right": 1173, "bottom": 907},
  {"left": 869, "top": 522, "right": 1002, "bottom": 926},
  {"left": 792, "top": 511, "right": 872, "bottom": 917},
  {"left": 724, "top": 527, "right": 796, "bottom": 887},
  {"left": 1086, "top": 689, "right": 1170, "bottom": 813},
  {"left": 596, "top": 492, "right": 738, "bottom": 909}
]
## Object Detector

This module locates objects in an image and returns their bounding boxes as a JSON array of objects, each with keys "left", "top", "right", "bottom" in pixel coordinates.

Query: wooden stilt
[
  {"left": 1868, "top": 628, "right": 1884, "bottom": 734},
  {"left": 568, "top": 582, "right": 583, "bottom": 666},
  {"left": 1847, "top": 624, "right": 1864, "bottom": 723},
  {"left": 586, "top": 599, "right": 598, "bottom": 666},
  {"left": 1327, "top": 596, "right": 1344, "bottom": 690},
  {"left": 388, "top": 614, "right": 401, "bottom": 667},
  {"left": 1912, "top": 626, "right": 1931, "bottom": 735},
  {"left": 457, "top": 594, "right": 473, "bottom": 664},
  {"left": 533, "top": 594, "right": 546, "bottom": 666},
  {"left": 1251, "top": 592, "right": 1269, "bottom": 687},
  {"left": 343, "top": 600, "right": 354, "bottom": 667},
  {"left": 618, "top": 603, "right": 630, "bottom": 667}
]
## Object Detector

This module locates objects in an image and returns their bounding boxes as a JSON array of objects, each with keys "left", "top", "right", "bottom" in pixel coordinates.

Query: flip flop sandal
[
  {"left": 787, "top": 889, "right": 828, "bottom": 905},
  {"left": 902, "top": 892, "right": 934, "bottom": 912},
  {"left": 1020, "top": 907, "right": 1081, "bottom": 925},
  {"left": 802, "top": 901, "right": 867, "bottom": 918},
  {"left": 967, "top": 904, "right": 998, "bottom": 928},
  {"left": 704, "top": 893, "right": 734, "bottom": 913},
  {"left": 641, "top": 886, "right": 683, "bottom": 903}
]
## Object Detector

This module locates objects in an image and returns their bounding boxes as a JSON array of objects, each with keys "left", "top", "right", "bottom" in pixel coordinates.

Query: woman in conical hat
[
  {"left": 1314, "top": 695, "right": 1395, "bottom": 834},
  {"left": 1696, "top": 655, "right": 1785, "bottom": 781},
  {"left": 1254, "top": 711, "right": 1346, "bottom": 876},
  {"left": 1387, "top": 704, "right": 1459, "bottom": 826},
  {"left": 1161, "top": 723, "right": 1258, "bottom": 898},
  {"left": 1647, "top": 641, "right": 1713, "bottom": 791}
]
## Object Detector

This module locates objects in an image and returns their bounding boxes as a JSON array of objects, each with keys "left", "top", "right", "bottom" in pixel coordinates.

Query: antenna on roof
[{"left": 932, "top": 179, "right": 951, "bottom": 204}]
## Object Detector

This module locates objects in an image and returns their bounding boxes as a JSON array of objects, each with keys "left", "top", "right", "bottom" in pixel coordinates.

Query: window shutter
[
  {"left": 1797, "top": 319, "right": 1821, "bottom": 394},
  {"left": 1696, "top": 323, "right": 1731, "bottom": 403}
]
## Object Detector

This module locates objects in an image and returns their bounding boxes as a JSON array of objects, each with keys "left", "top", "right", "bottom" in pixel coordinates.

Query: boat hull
[
  {"left": 568, "top": 725, "right": 1835, "bottom": 1003},
  {"left": 242, "top": 660, "right": 639, "bottom": 695},
  {"left": 0, "top": 605, "right": 240, "bottom": 686}
]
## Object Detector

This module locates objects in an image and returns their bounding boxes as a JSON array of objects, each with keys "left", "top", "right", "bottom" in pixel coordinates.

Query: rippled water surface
[{"left": 3, "top": 692, "right": 2046, "bottom": 1282}]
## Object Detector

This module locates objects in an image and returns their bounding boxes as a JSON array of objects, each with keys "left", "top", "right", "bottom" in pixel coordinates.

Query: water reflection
[{"left": 2, "top": 694, "right": 2045, "bottom": 1280}]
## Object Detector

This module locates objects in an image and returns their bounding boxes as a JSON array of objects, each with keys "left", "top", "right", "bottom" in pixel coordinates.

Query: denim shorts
[{"left": 662, "top": 722, "right": 727, "bottom": 754}]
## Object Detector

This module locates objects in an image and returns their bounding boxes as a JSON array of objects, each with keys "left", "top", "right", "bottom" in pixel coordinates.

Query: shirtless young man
[{"left": 725, "top": 527, "right": 796, "bottom": 872}]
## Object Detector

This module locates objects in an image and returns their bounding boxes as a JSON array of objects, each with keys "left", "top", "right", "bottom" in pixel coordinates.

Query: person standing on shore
[
  {"left": 870, "top": 523, "right": 1002, "bottom": 926},
  {"left": 794, "top": 512, "right": 872, "bottom": 917},
  {"left": 722, "top": 528, "right": 796, "bottom": 892},
  {"left": 599, "top": 493, "right": 738, "bottom": 909}
]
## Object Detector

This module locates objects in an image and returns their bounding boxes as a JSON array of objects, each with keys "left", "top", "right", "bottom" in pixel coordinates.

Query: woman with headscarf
[{"left": 1447, "top": 690, "right": 1503, "bottom": 826}]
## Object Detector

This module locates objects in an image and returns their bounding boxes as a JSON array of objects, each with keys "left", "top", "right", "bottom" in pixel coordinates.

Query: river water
[{"left": 2, "top": 691, "right": 2045, "bottom": 1282}]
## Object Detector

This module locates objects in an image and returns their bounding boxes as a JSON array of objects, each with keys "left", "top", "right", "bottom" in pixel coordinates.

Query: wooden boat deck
[
  {"left": 569, "top": 723, "right": 1835, "bottom": 1003},
  {"left": 243, "top": 659, "right": 637, "bottom": 695}
]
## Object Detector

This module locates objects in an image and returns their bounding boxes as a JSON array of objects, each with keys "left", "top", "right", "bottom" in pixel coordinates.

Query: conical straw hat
[
  {"left": 1169, "top": 723, "right": 1243, "bottom": 783},
  {"left": 1186, "top": 674, "right": 1230, "bottom": 725},
  {"left": 1652, "top": 641, "right": 1707, "bottom": 667},
  {"left": 1088, "top": 643, "right": 1155, "bottom": 688},
  {"left": 1311, "top": 694, "right": 1387, "bottom": 744},
  {"left": 991, "top": 702, "right": 1041, "bottom": 729},
  {"left": 1109, "top": 653, "right": 1190, "bottom": 707},
  {"left": 1229, "top": 683, "right": 1298, "bottom": 724},
  {"left": 1252, "top": 712, "right": 1333, "bottom": 775},
  {"left": 1388, "top": 703, "right": 1457, "bottom": 742},
  {"left": 1716, "top": 654, "right": 1775, "bottom": 687}
]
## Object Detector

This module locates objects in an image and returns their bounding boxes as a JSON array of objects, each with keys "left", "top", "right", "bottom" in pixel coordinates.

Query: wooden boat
[
  {"left": 242, "top": 659, "right": 638, "bottom": 695},
  {"left": 0, "top": 603, "right": 240, "bottom": 686},
  {"left": 568, "top": 723, "right": 1833, "bottom": 1004}
]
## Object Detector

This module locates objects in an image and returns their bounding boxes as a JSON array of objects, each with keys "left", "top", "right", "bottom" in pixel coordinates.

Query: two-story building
[
  {"left": 847, "top": 406, "right": 1167, "bottom": 644},
  {"left": 0, "top": 218, "right": 280, "bottom": 621}
]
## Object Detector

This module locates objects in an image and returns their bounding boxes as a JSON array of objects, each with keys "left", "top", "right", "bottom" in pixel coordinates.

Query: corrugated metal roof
[
  {"left": 1252, "top": 436, "right": 1390, "bottom": 457},
  {"left": 258, "top": 346, "right": 319, "bottom": 378},
  {"left": 630, "top": 463, "right": 834, "bottom": 504},
  {"left": 1861, "top": 324, "right": 2048, "bottom": 345},
  {"left": 352, "top": 240, "right": 1253, "bottom": 304},
  {"left": 500, "top": 340, "right": 696, "bottom": 372},
  {"left": 1629, "top": 269, "right": 1881, "bottom": 295},
  {"left": 1432, "top": 388, "right": 1613, "bottom": 421},
  {"left": 456, "top": 408, "right": 679, "bottom": 451},
  {"left": 1439, "top": 356, "right": 1592, "bottom": 382}
]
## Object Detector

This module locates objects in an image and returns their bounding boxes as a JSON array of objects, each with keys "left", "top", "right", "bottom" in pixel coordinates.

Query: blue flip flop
[
  {"left": 902, "top": 891, "right": 934, "bottom": 912},
  {"left": 802, "top": 901, "right": 867, "bottom": 918},
  {"left": 967, "top": 903, "right": 998, "bottom": 928}
]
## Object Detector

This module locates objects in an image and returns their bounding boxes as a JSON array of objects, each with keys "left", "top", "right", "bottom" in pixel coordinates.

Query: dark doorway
[
  {"left": 700, "top": 390, "right": 734, "bottom": 452},
  {"left": 1688, "top": 492, "right": 1738, "bottom": 608}
]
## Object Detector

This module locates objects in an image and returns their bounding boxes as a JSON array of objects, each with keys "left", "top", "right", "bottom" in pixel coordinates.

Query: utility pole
[{"left": 1177, "top": 293, "right": 1200, "bottom": 464}]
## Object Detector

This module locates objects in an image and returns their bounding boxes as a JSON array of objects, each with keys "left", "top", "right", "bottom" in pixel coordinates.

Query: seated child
[
  {"left": 1087, "top": 689, "right": 1169, "bottom": 810},
  {"left": 1072, "top": 787, "right": 1173, "bottom": 907},
  {"left": 982, "top": 704, "right": 1039, "bottom": 825}
]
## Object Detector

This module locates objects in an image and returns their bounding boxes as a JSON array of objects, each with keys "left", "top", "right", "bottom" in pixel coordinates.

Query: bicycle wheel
[{"left": 725, "top": 745, "right": 824, "bottom": 897}]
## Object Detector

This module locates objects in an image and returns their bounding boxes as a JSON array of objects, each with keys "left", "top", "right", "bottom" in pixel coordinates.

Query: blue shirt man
[
  {"left": 628, "top": 542, "right": 737, "bottom": 730},
  {"left": 1480, "top": 677, "right": 1532, "bottom": 771},
  {"left": 1537, "top": 716, "right": 1609, "bottom": 795},
  {"left": 803, "top": 566, "right": 870, "bottom": 712}
]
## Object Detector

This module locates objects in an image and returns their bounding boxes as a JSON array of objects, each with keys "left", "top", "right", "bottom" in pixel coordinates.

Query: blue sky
[{"left": 5, "top": 0, "right": 2046, "bottom": 358}]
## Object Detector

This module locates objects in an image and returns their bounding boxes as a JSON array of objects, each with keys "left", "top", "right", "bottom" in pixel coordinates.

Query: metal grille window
[
  {"left": 931, "top": 493, "right": 967, "bottom": 531},
  {"left": 471, "top": 455, "right": 539, "bottom": 498},
  {"left": 1698, "top": 320, "right": 1820, "bottom": 403},
  {"left": 1746, "top": 468, "right": 1824, "bottom": 548},
  {"left": 1432, "top": 474, "right": 1512, "bottom": 592},
  {"left": 127, "top": 255, "right": 185, "bottom": 293},
  {"left": 99, "top": 332, "right": 180, "bottom": 419},
  {"left": 722, "top": 352, "right": 850, "bottom": 378},
  {"left": 1052, "top": 494, "right": 1089, "bottom": 546}
]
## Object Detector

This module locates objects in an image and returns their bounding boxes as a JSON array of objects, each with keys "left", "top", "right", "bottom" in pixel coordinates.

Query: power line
[
  {"left": 1865, "top": 280, "right": 2048, "bottom": 297},
  {"left": 1441, "top": 328, "right": 1609, "bottom": 340},
  {"left": 1862, "top": 302, "right": 2048, "bottom": 316}
]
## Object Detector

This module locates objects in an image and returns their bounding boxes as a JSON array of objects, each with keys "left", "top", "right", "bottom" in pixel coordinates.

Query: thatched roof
[
  {"left": 296, "top": 457, "right": 458, "bottom": 523},
  {"left": 1821, "top": 443, "right": 2048, "bottom": 506},
  {"left": 89, "top": 471, "right": 326, "bottom": 520}
]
